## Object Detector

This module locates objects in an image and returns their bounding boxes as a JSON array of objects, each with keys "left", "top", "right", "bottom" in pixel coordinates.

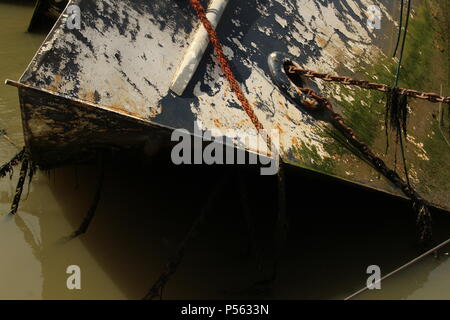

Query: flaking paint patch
[
  {"left": 188, "top": 0, "right": 395, "bottom": 163},
  {"left": 22, "top": 0, "right": 193, "bottom": 120},
  {"left": 275, "top": 14, "right": 287, "bottom": 28}
]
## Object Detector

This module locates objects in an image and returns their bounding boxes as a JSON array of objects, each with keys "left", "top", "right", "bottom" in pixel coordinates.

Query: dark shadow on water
[{"left": 38, "top": 147, "right": 450, "bottom": 299}]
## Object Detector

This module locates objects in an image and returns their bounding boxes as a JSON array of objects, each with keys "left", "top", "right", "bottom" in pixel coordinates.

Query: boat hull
[{"left": 8, "top": 0, "right": 450, "bottom": 211}]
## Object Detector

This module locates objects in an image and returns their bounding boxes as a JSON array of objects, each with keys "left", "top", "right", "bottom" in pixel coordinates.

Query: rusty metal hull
[
  {"left": 8, "top": 0, "right": 450, "bottom": 211},
  {"left": 16, "top": 84, "right": 169, "bottom": 167}
]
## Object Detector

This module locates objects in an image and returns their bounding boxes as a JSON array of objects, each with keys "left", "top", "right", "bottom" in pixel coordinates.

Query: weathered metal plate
[{"left": 10, "top": 0, "right": 450, "bottom": 211}]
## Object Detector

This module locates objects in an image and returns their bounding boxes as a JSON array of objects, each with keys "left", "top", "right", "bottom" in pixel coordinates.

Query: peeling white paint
[
  {"left": 407, "top": 134, "right": 430, "bottom": 161},
  {"left": 170, "top": 0, "right": 229, "bottom": 95},
  {"left": 275, "top": 14, "right": 287, "bottom": 28}
]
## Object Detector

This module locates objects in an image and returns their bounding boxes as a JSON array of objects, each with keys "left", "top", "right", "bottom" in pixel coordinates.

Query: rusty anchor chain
[
  {"left": 189, "top": 0, "right": 272, "bottom": 148},
  {"left": 0, "top": 147, "right": 25, "bottom": 179},
  {"left": 0, "top": 147, "right": 36, "bottom": 216},
  {"left": 291, "top": 84, "right": 432, "bottom": 243},
  {"left": 287, "top": 66, "right": 450, "bottom": 104},
  {"left": 9, "top": 153, "right": 30, "bottom": 215}
]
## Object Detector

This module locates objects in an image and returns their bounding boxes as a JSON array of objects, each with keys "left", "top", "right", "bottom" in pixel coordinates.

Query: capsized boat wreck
[{"left": 6, "top": 0, "right": 450, "bottom": 213}]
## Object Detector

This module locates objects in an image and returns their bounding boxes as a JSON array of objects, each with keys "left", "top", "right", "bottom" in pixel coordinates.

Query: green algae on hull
[{"left": 288, "top": 0, "right": 449, "bottom": 210}]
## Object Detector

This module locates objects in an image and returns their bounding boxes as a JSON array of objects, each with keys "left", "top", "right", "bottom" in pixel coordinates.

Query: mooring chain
[
  {"left": 294, "top": 86, "right": 432, "bottom": 243},
  {"left": 143, "top": 172, "right": 230, "bottom": 300},
  {"left": 189, "top": 1, "right": 266, "bottom": 136},
  {"left": 0, "top": 147, "right": 35, "bottom": 216},
  {"left": 0, "top": 147, "right": 25, "bottom": 179},
  {"left": 288, "top": 66, "right": 450, "bottom": 104},
  {"left": 9, "top": 153, "right": 30, "bottom": 215},
  {"left": 189, "top": 0, "right": 281, "bottom": 156}
]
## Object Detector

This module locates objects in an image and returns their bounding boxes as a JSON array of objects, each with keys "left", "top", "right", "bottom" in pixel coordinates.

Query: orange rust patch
[
  {"left": 350, "top": 46, "right": 364, "bottom": 56},
  {"left": 274, "top": 123, "right": 284, "bottom": 134},
  {"left": 123, "top": 97, "right": 137, "bottom": 109},
  {"left": 44, "top": 74, "right": 64, "bottom": 93},
  {"left": 105, "top": 105, "right": 143, "bottom": 119},
  {"left": 316, "top": 36, "right": 327, "bottom": 47},
  {"left": 82, "top": 91, "right": 96, "bottom": 103},
  {"left": 213, "top": 119, "right": 223, "bottom": 128},
  {"left": 285, "top": 113, "right": 293, "bottom": 122},
  {"left": 54, "top": 75, "right": 62, "bottom": 83}
]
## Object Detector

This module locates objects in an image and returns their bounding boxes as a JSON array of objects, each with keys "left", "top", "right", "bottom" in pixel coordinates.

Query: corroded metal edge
[
  {"left": 12, "top": 82, "right": 170, "bottom": 168},
  {"left": 7, "top": 80, "right": 273, "bottom": 170}
]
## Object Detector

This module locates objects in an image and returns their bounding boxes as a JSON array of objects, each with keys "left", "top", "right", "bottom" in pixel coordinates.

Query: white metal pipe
[{"left": 170, "top": 0, "right": 229, "bottom": 96}]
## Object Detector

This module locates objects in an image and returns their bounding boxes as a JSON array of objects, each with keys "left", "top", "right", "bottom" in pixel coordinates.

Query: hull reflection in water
[{"left": 2, "top": 151, "right": 450, "bottom": 299}]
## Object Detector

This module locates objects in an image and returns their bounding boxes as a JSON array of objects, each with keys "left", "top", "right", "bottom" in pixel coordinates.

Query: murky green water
[{"left": 0, "top": 2, "right": 449, "bottom": 300}]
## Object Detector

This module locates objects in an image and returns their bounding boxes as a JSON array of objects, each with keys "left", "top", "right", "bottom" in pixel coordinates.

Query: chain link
[
  {"left": 9, "top": 153, "right": 29, "bottom": 215},
  {"left": 293, "top": 85, "right": 432, "bottom": 243},
  {"left": 189, "top": 0, "right": 273, "bottom": 150},
  {"left": 288, "top": 66, "right": 450, "bottom": 104},
  {"left": 0, "top": 147, "right": 25, "bottom": 179}
]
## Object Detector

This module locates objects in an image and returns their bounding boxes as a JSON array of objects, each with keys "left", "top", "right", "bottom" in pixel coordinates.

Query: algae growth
[{"left": 291, "top": 0, "right": 449, "bottom": 210}]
